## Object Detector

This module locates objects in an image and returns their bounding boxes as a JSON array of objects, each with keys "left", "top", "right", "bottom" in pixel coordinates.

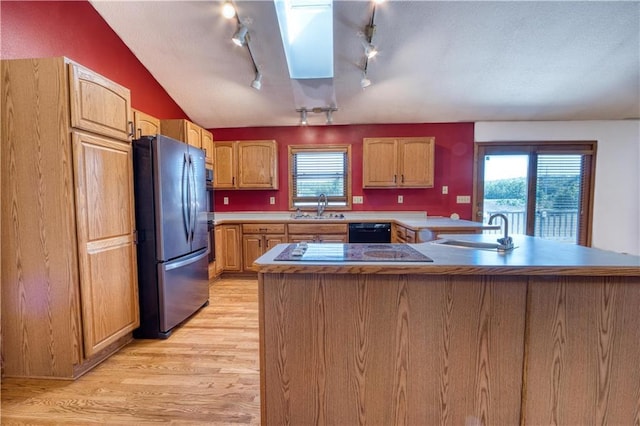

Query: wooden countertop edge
[{"left": 254, "top": 263, "right": 640, "bottom": 276}]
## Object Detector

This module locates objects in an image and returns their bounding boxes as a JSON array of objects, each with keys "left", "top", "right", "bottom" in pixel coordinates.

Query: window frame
[{"left": 288, "top": 144, "right": 352, "bottom": 211}]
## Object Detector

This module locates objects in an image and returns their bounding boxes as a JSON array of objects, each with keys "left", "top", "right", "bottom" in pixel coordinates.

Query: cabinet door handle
[
  {"left": 128, "top": 121, "right": 134, "bottom": 138},
  {"left": 401, "top": 174, "right": 405, "bottom": 183},
  {"left": 232, "top": 176, "right": 235, "bottom": 185},
  {"left": 393, "top": 175, "right": 397, "bottom": 183},
  {"left": 137, "top": 128, "right": 142, "bottom": 139}
]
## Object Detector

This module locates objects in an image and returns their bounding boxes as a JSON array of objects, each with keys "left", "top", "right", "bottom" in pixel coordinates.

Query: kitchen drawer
[
  {"left": 288, "top": 223, "right": 348, "bottom": 234},
  {"left": 242, "top": 223, "right": 286, "bottom": 234}
]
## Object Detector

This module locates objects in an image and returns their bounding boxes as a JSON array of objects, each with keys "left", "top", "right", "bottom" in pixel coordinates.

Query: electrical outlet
[
  {"left": 223, "top": 197, "right": 229, "bottom": 205},
  {"left": 442, "top": 185, "right": 448, "bottom": 194},
  {"left": 269, "top": 196, "right": 275, "bottom": 205},
  {"left": 398, "top": 195, "right": 404, "bottom": 204},
  {"left": 353, "top": 195, "right": 363, "bottom": 204},
  {"left": 456, "top": 195, "right": 471, "bottom": 204}
]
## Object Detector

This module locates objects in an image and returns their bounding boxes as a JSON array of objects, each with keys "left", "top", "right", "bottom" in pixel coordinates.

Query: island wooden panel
[
  {"left": 524, "top": 276, "right": 640, "bottom": 425},
  {"left": 259, "top": 273, "right": 527, "bottom": 425}
]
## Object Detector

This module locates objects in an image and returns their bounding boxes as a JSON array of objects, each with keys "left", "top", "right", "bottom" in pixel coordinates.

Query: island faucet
[
  {"left": 488, "top": 213, "right": 514, "bottom": 251},
  {"left": 317, "top": 193, "right": 328, "bottom": 217}
]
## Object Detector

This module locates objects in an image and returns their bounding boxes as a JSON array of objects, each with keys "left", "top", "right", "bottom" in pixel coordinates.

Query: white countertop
[{"left": 210, "top": 211, "right": 492, "bottom": 230}]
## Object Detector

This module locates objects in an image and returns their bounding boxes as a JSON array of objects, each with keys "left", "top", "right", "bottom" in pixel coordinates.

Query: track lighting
[
  {"left": 232, "top": 25, "right": 248, "bottom": 46},
  {"left": 296, "top": 107, "right": 337, "bottom": 125},
  {"left": 325, "top": 109, "right": 333, "bottom": 124},
  {"left": 251, "top": 72, "right": 262, "bottom": 90},
  {"left": 360, "top": 73, "right": 371, "bottom": 89},
  {"left": 222, "top": 1, "right": 236, "bottom": 19},
  {"left": 364, "top": 42, "right": 378, "bottom": 59},
  {"left": 360, "top": 1, "right": 381, "bottom": 89}
]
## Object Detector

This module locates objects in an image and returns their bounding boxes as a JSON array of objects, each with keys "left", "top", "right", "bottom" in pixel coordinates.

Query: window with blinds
[{"left": 289, "top": 145, "right": 351, "bottom": 209}]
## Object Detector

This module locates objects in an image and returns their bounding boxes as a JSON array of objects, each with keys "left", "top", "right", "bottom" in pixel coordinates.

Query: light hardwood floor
[{"left": 1, "top": 277, "right": 260, "bottom": 425}]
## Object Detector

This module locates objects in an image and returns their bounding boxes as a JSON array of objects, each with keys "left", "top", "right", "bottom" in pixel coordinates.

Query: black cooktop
[{"left": 274, "top": 243, "right": 433, "bottom": 262}]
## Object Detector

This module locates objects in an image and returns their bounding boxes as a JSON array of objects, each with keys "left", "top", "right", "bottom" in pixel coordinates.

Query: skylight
[{"left": 274, "top": 0, "right": 334, "bottom": 79}]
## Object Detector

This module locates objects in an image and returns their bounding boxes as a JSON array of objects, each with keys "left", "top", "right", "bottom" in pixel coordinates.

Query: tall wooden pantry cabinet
[{"left": 1, "top": 57, "right": 139, "bottom": 379}]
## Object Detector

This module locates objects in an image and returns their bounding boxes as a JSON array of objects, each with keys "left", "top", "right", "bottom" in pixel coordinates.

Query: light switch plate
[
  {"left": 223, "top": 197, "right": 229, "bottom": 205},
  {"left": 398, "top": 195, "right": 404, "bottom": 204},
  {"left": 442, "top": 185, "right": 448, "bottom": 194},
  {"left": 269, "top": 197, "right": 275, "bottom": 205},
  {"left": 456, "top": 195, "right": 471, "bottom": 204},
  {"left": 353, "top": 195, "right": 363, "bottom": 204}
]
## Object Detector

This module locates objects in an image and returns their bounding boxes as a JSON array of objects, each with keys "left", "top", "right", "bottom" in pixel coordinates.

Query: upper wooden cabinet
[
  {"left": 1, "top": 57, "right": 139, "bottom": 379},
  {"left": 69, "top": 61, "right": 133, "bottom": 141},
  {"left": 132, "top": 109, "right": 160, "bottom": 138},
  {"left": 160, "top": 119, "right": 213, "bottom": 166},
  {"left": 214, "top": 140, "right": 278, "bottom": 190},
  {"left": 201, "top": 128, "right": 214, "bottom": 167},
  {"left": 363, "top": 137, "right": 435, "bottom": 188}
]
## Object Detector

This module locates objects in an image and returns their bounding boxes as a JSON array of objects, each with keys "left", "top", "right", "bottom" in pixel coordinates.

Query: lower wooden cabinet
[
  {"left": 220, "top": 225, "right": 242, "bottom": 272},
  {"left": 242, "top": 224, "right": 286, "bottom": 271},
  {"left": 287, "top": 223, "right": 348, "bottom": 243},
  {"left": 214, "top": 226, "right": 225, "bottom": 276},
  {"left": 393, "top": 223, "right": 417, "bottom": 243}
]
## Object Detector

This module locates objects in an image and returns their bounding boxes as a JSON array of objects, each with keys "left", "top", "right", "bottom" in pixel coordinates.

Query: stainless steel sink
[
  {"left": 431, "top": 239, "right": 515, "bottom": 251},
  {"left": 291, "top": 214, "right": 345, "bottom": 220}
]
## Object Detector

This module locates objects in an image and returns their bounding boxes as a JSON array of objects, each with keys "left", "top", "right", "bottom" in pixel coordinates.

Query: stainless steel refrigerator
[{"left": 132, "top": 135, "right": 209, "bottom": 338}]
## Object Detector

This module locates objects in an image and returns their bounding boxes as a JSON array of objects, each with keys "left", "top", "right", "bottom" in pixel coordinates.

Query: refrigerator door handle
[
  {"left": 188, "top": 154, "right": 196, "bottom": 242},
  {"left": 182, "top": 152, "right": 190, "bottom": 242}
]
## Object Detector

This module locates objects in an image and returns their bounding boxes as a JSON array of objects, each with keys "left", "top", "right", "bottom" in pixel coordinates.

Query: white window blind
[{"left": 290, "top": 146, "right": 349, "bottom": 208}]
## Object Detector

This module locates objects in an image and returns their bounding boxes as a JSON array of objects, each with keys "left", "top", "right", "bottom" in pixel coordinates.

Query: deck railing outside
[{"left": 484, "top": 209, "right": 578, "bottom": 243}]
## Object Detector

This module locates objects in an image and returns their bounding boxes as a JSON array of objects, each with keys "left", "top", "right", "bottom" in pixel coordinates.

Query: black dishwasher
[{"left": 348, "top": 223, "right": 392, "bottom": 243}]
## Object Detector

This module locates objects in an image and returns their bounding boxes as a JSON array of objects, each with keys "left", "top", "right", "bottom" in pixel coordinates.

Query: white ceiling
[{"left": 90, "top": 1, "right": 640, "bottom": 129}]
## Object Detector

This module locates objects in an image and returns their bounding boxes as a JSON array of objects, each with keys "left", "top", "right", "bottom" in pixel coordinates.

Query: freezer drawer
[{"left": 157, "top": 248, "right": 209, "bottom": 336}]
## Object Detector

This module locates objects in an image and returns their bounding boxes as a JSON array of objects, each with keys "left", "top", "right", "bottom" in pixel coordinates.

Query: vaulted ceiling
[{"left": 90, "top": 1, "right": 639, "bottom": 128}]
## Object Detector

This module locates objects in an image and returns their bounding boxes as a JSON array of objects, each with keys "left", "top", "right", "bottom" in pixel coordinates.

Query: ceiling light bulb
[
  {"left": 361, "top": 75, "right": 372, "bottom": 89},
  {"left": 365, "top": 43, "right": 378, "bottom": 59},
  {"left": 300, "top": 109, "right": 308, "bottom": 125},
  {"left": 222, "top": 1, "right": 236, "bottom": 19},
  {"left": 232, "top": 25, "right": 248, "bottom": 46},
  {"left": 251, "top": 72, "right": 262, "bottom": 90}
]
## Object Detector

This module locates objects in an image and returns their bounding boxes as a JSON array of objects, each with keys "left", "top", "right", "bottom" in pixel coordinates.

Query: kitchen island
[{"left": 254, "top": 235, "right": 640, "bottom": 425}]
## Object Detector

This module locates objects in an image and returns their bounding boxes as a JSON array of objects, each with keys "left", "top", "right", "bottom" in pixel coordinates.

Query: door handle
[
  {"left": 182, "top": 153, "right": 190, "bottom": 241},
  {"left": 189, "top": 155, "right": 197, "bottom": 242}
]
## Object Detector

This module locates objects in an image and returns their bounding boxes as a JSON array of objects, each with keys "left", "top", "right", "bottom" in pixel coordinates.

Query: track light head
[
  {"left": 222, "top": 1, "right": 236, "bottom": 19},
  {"left": 299, "top": 109, "right": 308, "bottom": 125},
  {"left": 325, "top": 109, "right": 333, "bottom": 125},
  {"left": 360, "top": 74, "right": 372, "bottom": 89},
  {"left": 364, "top": 43, "right": 378, "bottom": 59},
  {"left": 232, "top": 25, "right": 248, "bottom": 46},
  {"left": 251, "top": 72, "right": 262, "bottom": 90}
]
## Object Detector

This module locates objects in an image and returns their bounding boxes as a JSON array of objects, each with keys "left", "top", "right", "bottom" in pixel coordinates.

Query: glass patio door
[{"left": 474, "top": 142, "right": 596, "bottom": 246}]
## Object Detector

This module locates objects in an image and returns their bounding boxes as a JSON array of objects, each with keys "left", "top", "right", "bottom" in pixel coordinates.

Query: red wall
[
  {"left": 212, "top": 123, "right": 475, "bottom": 219},
  {"left": 0, "top": 0, "right": 187, "bottom": 119}
]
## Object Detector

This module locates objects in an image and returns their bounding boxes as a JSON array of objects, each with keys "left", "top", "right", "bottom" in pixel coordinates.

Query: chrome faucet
[
  {"left": 317, "top": 193, "right": 328, "bottom": 217},
  {"left": 488, "top": 213, "right": 514, "bottom": 251}
]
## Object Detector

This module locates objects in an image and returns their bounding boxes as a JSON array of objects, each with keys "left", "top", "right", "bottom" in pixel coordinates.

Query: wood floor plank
[{"left": 1, "top": 278, "right": 261, "bottom": 425}]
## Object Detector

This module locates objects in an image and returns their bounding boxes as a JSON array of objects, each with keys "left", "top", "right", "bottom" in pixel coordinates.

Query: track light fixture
[
  {"left": 232, "top": 24, "right": 248, "bottom": 46},
  {"left": 360, "top": 73, "right": 372, "bottom": 89},
  {"left": 360, "top": 0, "right": 382, "bottom": 88},
  {"left": 226, "top": 9, "right": 263, "bottom": 91},
  {"left": 299, "top": 108, "right": 308, "bottom": 125},
  {"left": 364, "top": 42, "right": 378, "bottom": 59},
  {"left": 296, "top": 107, "right": 338, "bottom": 125},
  {"left": 222, "top": 1, "right": 236, "bottom": 19},
  {"left": 251, "top": 72, "right": 262, "bottom": 90}
]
